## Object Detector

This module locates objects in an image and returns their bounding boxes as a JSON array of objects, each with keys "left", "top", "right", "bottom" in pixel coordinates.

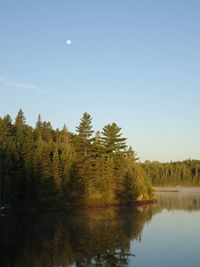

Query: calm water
[{"left": 0, "top": 188, "right": 200, "bottom": 267}]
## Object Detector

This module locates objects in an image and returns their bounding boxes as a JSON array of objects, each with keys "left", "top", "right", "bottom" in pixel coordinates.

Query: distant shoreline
[
  {"left": 154, "top": 187, "right": 179, "bottom": 192},
  {"left": 154, "top": 186, "right": 200, "bottom": 193}
]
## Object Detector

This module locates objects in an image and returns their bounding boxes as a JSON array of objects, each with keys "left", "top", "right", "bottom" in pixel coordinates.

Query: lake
[{"left": 0, "top": 188, "right": 200, "bottom": 267}]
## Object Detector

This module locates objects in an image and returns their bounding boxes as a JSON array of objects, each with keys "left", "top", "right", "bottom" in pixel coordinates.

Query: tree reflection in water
[
  {"left": 1, "top": 191, "right": 199, "bottom": 267},
  {"left": 155, "top": 190, "right": 200, "bottom": 211},
  {"left": 0, "top": 206, "right": 154, "bottom": 267}
]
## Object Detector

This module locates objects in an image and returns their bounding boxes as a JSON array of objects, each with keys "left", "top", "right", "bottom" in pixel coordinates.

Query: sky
[{"left": 0, "top": 0, "right": 200, "bottom": 162}]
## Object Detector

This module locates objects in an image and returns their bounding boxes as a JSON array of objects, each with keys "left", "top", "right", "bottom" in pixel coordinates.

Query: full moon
[{"left": 66, "top": 40, "right": 72, "bottom": 45}]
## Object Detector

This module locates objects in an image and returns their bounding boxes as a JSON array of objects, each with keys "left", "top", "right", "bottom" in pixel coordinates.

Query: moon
[{"left": 66, "top": 40, "right": 72, "bottom": 45}]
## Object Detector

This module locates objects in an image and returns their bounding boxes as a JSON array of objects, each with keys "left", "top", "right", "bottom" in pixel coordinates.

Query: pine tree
[
  {"left": 13, "top": 109, "right": 28, "bottom": 204},
  {"left": 35, "top": 114, "right": 42, "bottom": 140},
  {"left": 0, "top": 115, "right": 16, "bottom": 205},
  {"left": 100, "top": 123, "right": 127, "bottom": 154},
  {"left": 92, "top": 131, "right": 103, "bottom": 158},
  {"left": 104, "top": 156, "right": 115, "bottom": 203},
  {"left": 126, "top": 146, "right": 139, "bottom": 161},
  {"left": 75, "top": 113, "right": 95, "bottom": 202},
  {"left": 52, "top": 149, "right": 61, "bottom": 187},
  {"left": 76, "top": 112, "right": 94, "bottom": 158}
]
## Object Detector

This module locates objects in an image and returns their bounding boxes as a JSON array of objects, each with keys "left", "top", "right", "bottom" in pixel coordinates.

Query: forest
[
  {"left": 142, "top": 160, "right": 200, "bottom": 186},
  {"left": 1, "top": 110, "right": 199, "bottom": 209},
  {"left": 0, "top": 110, "right": 152, "bottom": 209}
]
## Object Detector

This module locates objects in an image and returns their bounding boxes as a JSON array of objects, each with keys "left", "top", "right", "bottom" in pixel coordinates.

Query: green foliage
[
  {"left": 142, "top": 160, "right": 200, "bottom": 186},
  {"left": 0, "top": 110, "right": 152, "bottom": 208},
  {"left": 100, "top": 123, "right": 127, "bottom": 154},
  {"left": 76, "top": 112, "right": 94, "bottom": 141}
]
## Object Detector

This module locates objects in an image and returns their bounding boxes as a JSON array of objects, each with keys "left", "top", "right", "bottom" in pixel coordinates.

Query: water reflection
[
  {"left": 155, "top": 189, "right": 200, "bottom": 211},
  {"left": 0, "top": 206, "right": 153, "bottom": 267},
  {"left": 131, "top": 190, "right": 200, "bottom": 267},
  {"left": 1, "top": 189, "right": 200, "bottom": 267}
]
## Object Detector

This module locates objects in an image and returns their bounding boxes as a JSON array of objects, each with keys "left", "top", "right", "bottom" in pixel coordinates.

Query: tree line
[
  {"left": 142, "top": 160, "right": 200, "bottom": 186},
  {"left": 0, "top": 110, "right": 152, "bottom": 208}
]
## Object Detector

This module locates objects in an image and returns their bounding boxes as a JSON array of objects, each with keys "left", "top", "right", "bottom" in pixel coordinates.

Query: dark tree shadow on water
[{"left": 0, "top": 205, "right": 154, "bottom": 267}]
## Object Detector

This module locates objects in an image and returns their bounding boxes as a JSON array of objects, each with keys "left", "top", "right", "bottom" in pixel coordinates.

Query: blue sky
[{"left": 0, "top": 0, "right": 200, "bottom": 162}]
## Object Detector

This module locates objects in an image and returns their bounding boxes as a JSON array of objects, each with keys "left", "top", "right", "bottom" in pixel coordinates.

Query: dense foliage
[
  {"left": 0, "top": 110, "right": 152, "bottom": 208},
  {"left": 142, "top": 160, "right": 200, "bottom": 186}
]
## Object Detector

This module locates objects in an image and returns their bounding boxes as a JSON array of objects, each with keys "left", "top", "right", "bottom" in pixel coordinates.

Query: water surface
[{"left": 0, "top": 188, "right": 200, "bottom": 267}]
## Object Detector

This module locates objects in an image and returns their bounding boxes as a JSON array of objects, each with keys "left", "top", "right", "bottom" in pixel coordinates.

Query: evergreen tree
[
  {"left": 76, "top": 112, "right": 94, "bottom": 157},
  {"left": 100, "top": 123, "right": 127, "bottom": 154},
  {"left": 0, "top": 115, "right": 15, "bottom": 205},
  {"left": 35, "top": 114, "right": 42, "bottom": 140},
  {"left": 92, "top": 131, "right": 103, "bottom": 157},
  {"left": 52, "top": 149, "right": 61, "bottom": 187},
  {"left": 75, "top": 113, "right": 95, "bottom": 201},
  {"left": 104, "top": 156, "right": 115, "bottom": 202},
  {"left": 13, "top": 109, "right": 28, "bottom": 204}
]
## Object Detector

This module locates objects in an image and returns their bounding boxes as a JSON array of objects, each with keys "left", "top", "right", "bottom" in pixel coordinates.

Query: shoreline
[
  {"left": 5, "top": 199, "right": 157, "bottom": 213},
  {"left": 154, "top": 186, "right": 200, "bottom": 193}
]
